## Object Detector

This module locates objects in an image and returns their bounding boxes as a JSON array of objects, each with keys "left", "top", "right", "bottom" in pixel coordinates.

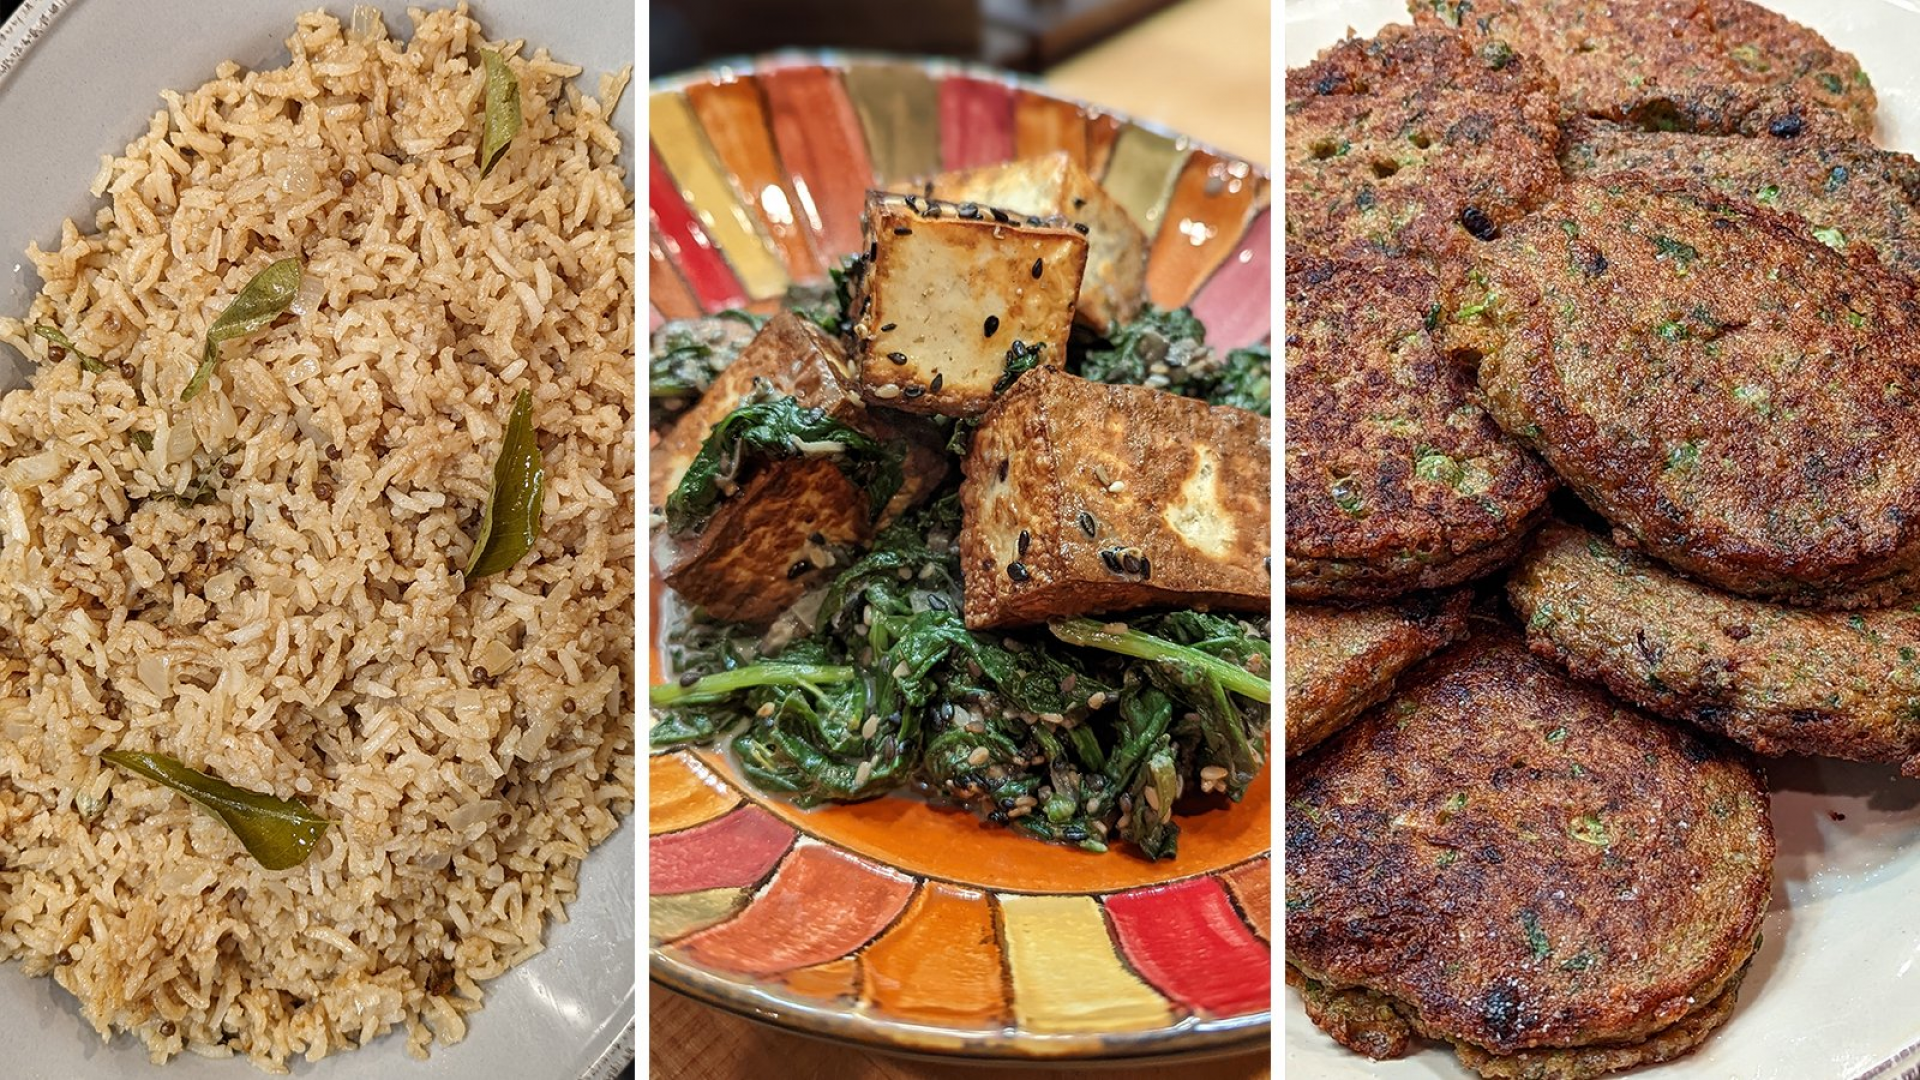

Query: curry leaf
[
  {"left": 467, "top": 387, "right": 544, "bottom": 580},
  {"left": 479, "top": 49, "right": 522, "bottom": 179},
  {"left": 182, "top": 257, "right": 303, "bottom": 402},
  {"left": 34, "top": 325, "right": 105, "bottom": 373},
  {"left": 103, "top": 750, "right": 332, "bottom": 870}
]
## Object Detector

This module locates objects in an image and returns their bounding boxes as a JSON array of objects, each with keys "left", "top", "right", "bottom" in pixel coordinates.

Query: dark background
[{"left": 650, "top": 0, "right": 1181, "bottom": 76}]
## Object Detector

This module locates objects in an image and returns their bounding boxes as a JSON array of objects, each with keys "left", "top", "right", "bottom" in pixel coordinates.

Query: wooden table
[{"left": 647, "top": 4, "right": 1272, "bottom": 1075}]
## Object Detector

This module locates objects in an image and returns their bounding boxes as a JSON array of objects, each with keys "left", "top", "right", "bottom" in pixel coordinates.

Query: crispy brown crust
[
  {"left": 1412, "top": 0, "right": 1877, "bottom": 135},
  {"left": 1474, "top": 176, "right": 1920, "bottom": 606},
  {"left": 1285, "top": 634, "right": 1774, "bottom": 1057},
  {"left": 1285, "top": 254, "right": 1556, "bottom": 601},
  {"left": 1510, "top": 521, "right": 1920, "bottom": 774},
  {"left": 1285, "top": 591, "right": 1471, "bottom": 756},
  {"left": 959, "top": 367, "right": 1269, "bottom": 629},
  {"left": 1285, "top": 24, "right": 1564, "bottom": 263},
  {"left": 1561, "top": 110, "right": 1920, "bottom": 277}
]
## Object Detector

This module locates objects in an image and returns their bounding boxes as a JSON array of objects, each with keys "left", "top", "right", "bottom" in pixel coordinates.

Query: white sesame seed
[
  {"left": 1103, "top": 622, "right": 1130, "bottom": 635},
  {"left": 966, "top": 721, "right": 986, "bottom": 734},
  {"left": 892, "top": 661, "right": 911, "bottom": 679},
  {"left": 862, "top": 714, "right": 881, "bottom": 739},
  {"left": 1085, "top": 797, "right": 1100, "bottom": 813},
  {"left": 967, "top": 746, "right": 991, "bottom": 766},
  {"left": 1108, "top": 480, "right": 1126, "bottom": 494},
  {"left": 871, "top": 383, "right": 903, "bottom": 399},
  {"left": 1015, "top": 794, "right": 1038, "bottom": 808},
  {"left": 854, "top": 760, "right": 874, "bottom": 787},
  {"left": 1040, "top": 712, "right": 1065, "bottom": 726},
  {"left": 1092, "top": 821, "right": 1109, "bottom": 837},
  {"left": 1093, "top": 464, "right": 1111, "bottom": 486},
  {"left": 1087, "top": 691, "right": 1107, "bottom": 710},
  {"left": 1061, "top": 674, "right": 1077, "bottom": 694},
  {"left": 1201, "top": 766, "right": 1229, "bottom": 782},
  {"left": 1143, "top": 786, "right": 1162, "bottom": 813},
  {"left": 1008, "top": 806, "right": 1031, "bottom": 819}
]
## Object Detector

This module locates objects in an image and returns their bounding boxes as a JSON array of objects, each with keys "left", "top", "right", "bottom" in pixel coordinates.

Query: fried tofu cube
[
  {"left": 959, "top": 367, "right": 1270, "bottom": 629},
  {"left": 847, "top": 191, "right": 1087, "bottom": 418},
  {"left": 925, "top": 152, "right": 1146, "bottom": 333},
  {"left": 652, "top": 310, "right": 947, "bottom": 623}
]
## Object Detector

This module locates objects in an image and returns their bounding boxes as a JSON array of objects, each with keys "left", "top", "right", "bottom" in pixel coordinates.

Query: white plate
[
  {"left": 1284, "top": 2, "right": 1920, "bottom": 1077},
  {"left": 0, "top": 2, "right": 635, "bottom": 1077}
]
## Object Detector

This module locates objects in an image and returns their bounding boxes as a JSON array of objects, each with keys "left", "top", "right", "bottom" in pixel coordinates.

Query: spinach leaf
[
  {"left": 663, "top": 395, "right": 904, "bottom": 536},
  {"left": 1076, "top": 305, "right": 1271, "bottom": 414}
]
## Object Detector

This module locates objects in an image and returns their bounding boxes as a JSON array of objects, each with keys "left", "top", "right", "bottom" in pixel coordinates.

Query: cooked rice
[{"left": 0, "top": 5, "right": 634, "bottom": 1070}]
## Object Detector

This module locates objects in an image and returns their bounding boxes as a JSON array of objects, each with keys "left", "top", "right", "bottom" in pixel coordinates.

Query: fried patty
[
  {"left": 1287, "top": 254, "right": 1555, "bottom": 600},
  {"left": 1285, "top": 23, "right": 1562, "bottom": 264},
  {"left": 1412, "top": 0, "right": 1877, "bottom": 136},
  {"left": 1285, "top": 591, "right": 1471, "bottom": 757},
  {"left": 1511, "top": 521, "right": 1920, "bottom": 775},
  {"left": 1561, "top": 108, "right": 1920, "bottom": 277},
  {"left": 1471, "top": 176, "right": 1920, "bottom": 607},
  {"left": 1286, "top": 634, "right": 1773, "bottom": 1072}
]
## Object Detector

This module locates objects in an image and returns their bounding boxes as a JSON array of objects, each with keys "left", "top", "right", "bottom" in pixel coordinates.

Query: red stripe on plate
[
  {"left": 1187, "top": 207, "right": 1271, "bottom": 349},
  {"left": 939, "top": 75, "right": 1016, "bottom": 171},
  {"left": 650, "top": 804, "right": 794, "bottom": 895},
  {"left": 1105, "top": 876, "right": 1270, "bottom": 1017},
  {"left": 757, "top": 65, "right": 875, "bottom": 260},
  {"left": 649, "top": 147, "right": 748, "bottom": 311}
]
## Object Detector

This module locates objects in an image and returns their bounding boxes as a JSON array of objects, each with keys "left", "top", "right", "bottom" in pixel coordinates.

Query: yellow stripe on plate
[
  {"left": 998, "top": 894, "right": 1173, "bottom": 1033},
  {"left": 652, "top": 887, "right": 751, "bottom": 943},
  {"left": 1100, "top": 126, "right": 1189, "bottom": 237},
  {"left": 649, "top": 91, "right": 789, "bottom": 300}
]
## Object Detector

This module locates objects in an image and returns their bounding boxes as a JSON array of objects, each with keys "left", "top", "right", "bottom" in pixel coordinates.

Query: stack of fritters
[{"left": 1282, "top": 0, "right": 1920, "bottom": 1073}]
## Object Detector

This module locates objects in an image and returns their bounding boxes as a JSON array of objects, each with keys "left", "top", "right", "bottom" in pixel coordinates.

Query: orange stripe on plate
[
  {"left": 675, "top": 843, "right": 914, "bottom": 977},
  {"left": 685, "top": 76, "right": 824, "bottom": 280},
  {"left": 861, "top": 883, "right": 1008, "bottom": 1026},
  {"left": 1220, "top": 857, "right": 1271, "bottom": 942},
  {"left": 783, "top": 956, "right": 860, "bottom": 1000},
  {"left": 649, "top": 752, "right": 739, "bottom": 834},
  {"left": 647, "top": 225, "right": 703, "bottom": 320},
  {"left": 1146, "top": 151, "right": 1264, "bottom": 309},
  {"left": 999, "top": 894, "right": 1173, "bottom": 1034},
  {"left": 1013, "top": 90, "right": 1090, "bottom": 168}
]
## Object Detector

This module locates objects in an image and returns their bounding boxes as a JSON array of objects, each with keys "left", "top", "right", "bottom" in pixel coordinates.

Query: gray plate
[{"left": 0, "top": 2, "right": 635, "bottom": 1077}]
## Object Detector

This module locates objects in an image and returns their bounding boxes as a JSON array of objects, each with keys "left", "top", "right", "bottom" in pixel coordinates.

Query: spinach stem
[
  {"left": 650, "top": 662, "right": 856, "bottom": 706},
  {"left": 1049, "top": 618, "right": 1270, "bottom": 703}
]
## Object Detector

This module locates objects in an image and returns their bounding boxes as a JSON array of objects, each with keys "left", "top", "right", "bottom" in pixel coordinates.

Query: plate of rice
[{"left": 0, "top": 1, "right": 634, "bottom": 1076}]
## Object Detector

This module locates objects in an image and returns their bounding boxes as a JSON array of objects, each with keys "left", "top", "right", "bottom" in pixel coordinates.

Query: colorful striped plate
[{"left": 648, "top": 53, "right": 1271, "bottom": 1061}]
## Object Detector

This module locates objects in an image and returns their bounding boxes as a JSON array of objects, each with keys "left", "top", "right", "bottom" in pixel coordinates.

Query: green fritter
[
  {"left": 1561, "top": 108, "right": 1920, "bottom": 277},
  {"left": 1285, "top": 23, "right": 1563, "bottom": 264},
  {"left": 1285, "top": 590, "right": 1471, "bottom": 757},
  {"left": 1469, "top": 177, "right": 1920, "bottom": 607},
  {"left": 1511, "top": 521, "right": 1920, "bottom": 775},
  {"left": 1413, "top": 0, "right": 1877, "bottom": 136},
  {"left": 1287, "top": 253, "right": 1555, "bottom": 601},
  {"left": 1287, "top": 633, "right": 1773, "bottom": 1076}
]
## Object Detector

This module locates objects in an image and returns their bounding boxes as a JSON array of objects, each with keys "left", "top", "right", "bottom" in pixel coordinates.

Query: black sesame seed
[
  {"left": 678, "top": 671, "right": 703, "bottom": 687},
  {"left": 928, "top": 594, "right": 950, "bottom": 611},
  {"left": 992, "top": 207, "right": 1012, "bottom": 224},
  {"left": 1062, "top": 826, "right": 1088, "bottom": 842},
  {"left": 904, "top": 385, "right": 925, "bottom": 398},
  {"left": 889, "top": 351, "right": 909, "bottom": 365},
  {"left": 1079, "top": 511, "right": 1097, "bottom": 537},
  {"left": 1007, "top": 561, "right": 1030, "bottom": 582},
  {"left": 999, "top": 459, "right": 1010, "bottom": 482},
  {"left": 1025, "top": 216, "right": 1042, "bottom": 227},
  {"left": 787, "top": 559, "right": 813, "bottom": 579},
  {"left": 1072, "top": 222, "right": 1089, "bottom": 235},
  {"left": 867, "top": 241, "right": 878, "bottom": 262},
  {"left": 984, "top": 315, "right": 999, "bottom": 338},
  {"left": 929, "top": 372, "right": 944, "bottom": 393},
  {"left": 959, "top": 201, "right": 980, "bottom": 219},
  {"left": 989, "top": 810, "right": 1009, "bottom": 824},
  {"left": 809, "top": 531, "right": 826, "bottom": 544},
  {"left": 1017, "top": 529, "right": 1030, "bottom": 557},
  {"left": 1072, "top": 196, "right": 1087, "bottom": 209},
  {"left": 1121, "top": 552, "right": 1142, "bottom": 575},
  {"left": 1460, "top": 205, "right": 1498, "bottom": 241},
  {"left": 880, "top": 322, "right": 896, "bottom": 332},
  {"left": 925, "top": 203, "right": 941, "bottom": 218},
  {"left": 1139, "top": 555, "right": 1152, "bottom": 580},
  {"left": 1100, "top": 548, "right": 1123, "bottom": 573},
  {"left": 1031, "top": 257, "right": 1043, "bottom": 279},
  {"left": 893, "top": 226, "right": 912, "bottom": 236},
  {"left": 999, "top": 796, "right": 1018, "bottom": 809},
  {"left": 905, "top": 194, "right": 922, "bottom": 212},
  {"left": 924, "top": 181, "right": 936, "bottom": 198}
]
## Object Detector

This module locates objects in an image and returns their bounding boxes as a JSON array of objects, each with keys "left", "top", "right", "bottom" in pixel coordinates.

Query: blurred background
[{"left": 649, "top": 0, "right": 1269, "bottom": 163}]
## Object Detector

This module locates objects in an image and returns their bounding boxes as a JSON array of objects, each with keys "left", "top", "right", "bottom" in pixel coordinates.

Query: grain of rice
[{"left": 0, "top": 7, "right": 634, "bottom": 1070}]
